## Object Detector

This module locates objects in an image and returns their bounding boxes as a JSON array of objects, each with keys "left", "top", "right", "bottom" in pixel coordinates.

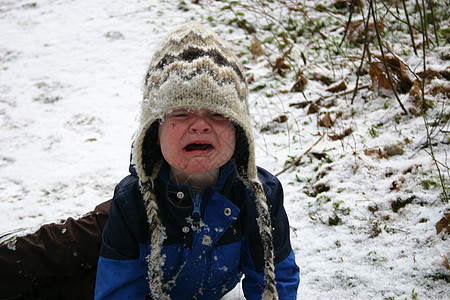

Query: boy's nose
[{"left": 190, "top": 116, "right": 211, "bottom": 134}]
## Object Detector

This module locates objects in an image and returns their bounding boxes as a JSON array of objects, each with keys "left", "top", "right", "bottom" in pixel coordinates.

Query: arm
[
  {"left": 95, "top": 179, "right": 148, "bottom": 300},
  {"left": 241, "top": 168, "right": 300, "bottom": 299},
  {"left": 242, "top": 250, "right": 300, "bottom": 300},
  {"left": 0, "top": 200, "right": 110, "bottom": 300}
]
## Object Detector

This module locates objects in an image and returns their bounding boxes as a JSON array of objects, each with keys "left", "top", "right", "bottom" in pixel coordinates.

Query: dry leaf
[
  {"left": 370, "top": 56, "right": 412, "bottom": 95},
  {"left": 289, "top": 100, "right": 312, "bottom": 109},
  {"left": 390, "top": 177, "right": 405, "bottom": 191},
  {"left": 247, "top": 74, "right": 254, "bottom": 84},
  {"left": 364, "top": 148, "right": 389, "bottom": 159},
  {"left": 347, "top": 18, "right": 384, "bottom": 43},
  {"left": 251, "top": 36, "right": 264, "bottom": 57},
  {"left": 443, "top": 255, "right": 450, "bottom": 270},
  {"left": 307, "top": 102, "right": 320, "bottom": 115},
  {"left": 436, "top": 211, "right": 450, "bottom": 235},
  {"left": 369, "top": 62, "right": 392, "bottom": 95},
  {"left": 391, "top": 195, "right": 415, "bottom": 213},
  {"left": 312, "top": 73, "right": 333, "bottom": 86},
  {"left": 328, "top": 128, "right": 353, "bottom": 141},
  {"left": 291, "top": 74, "right": 308, "bottom": 92},
  {"left": 273, "top": 115, "right": 288, "bottom": 123},
  {"left": 409, "top": 80, "right": 422, "bottom": 106},
  {"left": 273, "top": 57, "right": 291, "bottom": 75},
  {"left": 326, "top": 80, "right": 347, "bottom": 93},
  {"left": 319, "top": 112, "right": 334, "bottom": 128}
]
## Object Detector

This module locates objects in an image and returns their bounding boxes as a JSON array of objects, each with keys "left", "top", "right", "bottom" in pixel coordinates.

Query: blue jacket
[{"left": 95, "top": 162, "right": 299, "bottom": 299}]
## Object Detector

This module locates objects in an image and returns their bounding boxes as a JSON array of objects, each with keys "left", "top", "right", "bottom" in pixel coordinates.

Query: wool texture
[{"left": 132, "top": 22, "right": 278, "bottom": 299}]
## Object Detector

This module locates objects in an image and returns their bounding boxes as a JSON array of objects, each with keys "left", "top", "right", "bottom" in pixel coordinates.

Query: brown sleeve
[{"left": 0, "top": 200, "right": 111, "bottom": 300}]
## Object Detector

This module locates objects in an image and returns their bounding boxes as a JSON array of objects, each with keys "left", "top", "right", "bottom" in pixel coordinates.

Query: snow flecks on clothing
[
  {"left": 161, "top": 254, "right": 167, "bottom": 267},
  {"left": 218, "top": 265, "right": 229, "bottom": 272},
  {"left": 214, "top": 227, "right": 224, "bottom": 233},
  {"left": 201, "top": 234, "right": 212, "bottom": 246},
  {"left": 162, "top": 260, "right": 186, "bottom": 293},
  {"left": 185, "top": 216, "right": 212, "bottom": 234},
  {"left": 4, "top": 236, "right": 17, "bottom": 251},
  {"left": 197, "top": 286, "right": 204, "bottom": 296}
]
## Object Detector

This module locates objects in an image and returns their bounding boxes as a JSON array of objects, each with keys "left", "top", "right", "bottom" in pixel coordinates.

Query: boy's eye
[
  {"left": 211, "top": 113, "right": 227, "bottom": 120},
  {"left": 169, "top": 111, "right": 190, "bottom": 119}
]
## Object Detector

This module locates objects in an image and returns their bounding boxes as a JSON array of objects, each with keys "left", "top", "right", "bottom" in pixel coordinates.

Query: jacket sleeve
[
  {"left": 241, "top": 168, "right": 300, "bottom": 299},
  {"left": 242, "top": 250, "right": 299, "bottom": 300},
  {"left": 95, "top": 180, "right": 148, "bottom": 300},
  {"left": 0, "top": 200, "right": 110, "bottom": 300}
]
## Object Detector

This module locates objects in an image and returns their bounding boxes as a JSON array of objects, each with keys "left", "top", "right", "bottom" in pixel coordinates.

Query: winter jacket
[{"left": 95, "top": 162, "right": 299, "bottom": 299}]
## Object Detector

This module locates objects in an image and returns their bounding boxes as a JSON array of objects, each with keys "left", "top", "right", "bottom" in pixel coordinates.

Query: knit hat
[{"left": 132, "top": 22, "right": 278, "bottom": 299}]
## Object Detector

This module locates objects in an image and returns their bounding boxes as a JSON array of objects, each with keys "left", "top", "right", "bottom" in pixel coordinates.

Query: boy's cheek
[{"left": 217, "top": 125, "right": 236, "bottom": 142}]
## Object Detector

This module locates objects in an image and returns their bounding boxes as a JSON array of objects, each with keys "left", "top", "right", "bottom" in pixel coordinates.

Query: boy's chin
[
  {"left": 169, "top": 162, "right": 222, "bottom": 187},
  {"left": 178, "top": 165, "right": 218, "bottom": 175},
  {"left": 174, "top": 160, "right": 221, "bottom": 175}
]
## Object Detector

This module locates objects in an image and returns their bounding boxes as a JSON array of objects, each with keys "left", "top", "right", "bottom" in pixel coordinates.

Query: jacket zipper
[{"left": 192, "top": 192, "right": 202, "bottom": 230}]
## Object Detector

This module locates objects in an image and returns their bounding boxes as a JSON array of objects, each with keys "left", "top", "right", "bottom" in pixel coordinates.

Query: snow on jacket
[{"left": 95, "top": 161, "right": 299, "bottom": 299}]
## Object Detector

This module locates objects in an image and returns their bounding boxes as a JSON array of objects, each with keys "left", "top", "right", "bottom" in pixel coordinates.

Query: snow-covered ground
[{"left": 1, "top": 0, "right": 449, "bottom": 299}]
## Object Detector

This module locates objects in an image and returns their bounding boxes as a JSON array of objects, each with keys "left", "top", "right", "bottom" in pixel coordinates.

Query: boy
[
  {"left": 0, "top": 22, "right": 299, "bottom": 300},
  {"left": 95, "top": 23, "right": 299, "bottom": 299}
]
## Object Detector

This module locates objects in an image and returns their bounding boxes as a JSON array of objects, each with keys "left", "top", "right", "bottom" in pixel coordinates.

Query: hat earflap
[
  {"left": 233, "top": 125, "right": 278, "bottom": 299},
  {"left": 243, "top": 179, "right": 279, "bottom": 300},
  {"left": 142, "top": 183, "right": 169, "bottom": 299},
  {"left": 134, "top": 122, "right": 169, "bottom": 299}
]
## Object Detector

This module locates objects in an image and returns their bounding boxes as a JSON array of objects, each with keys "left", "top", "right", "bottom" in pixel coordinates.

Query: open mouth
[{"left": 184, "top": 143, "right": 213, "bottom": 152}]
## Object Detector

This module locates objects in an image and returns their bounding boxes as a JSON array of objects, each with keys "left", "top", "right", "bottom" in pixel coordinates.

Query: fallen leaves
[
  {"left": 351, "top": 17, "right": 385, "bottom": 41},
  {"left": 326, "top": 80, "right": 347, "bottom": 93},
  {"left": 391, "top": 195, "right": 416, "bottom": 213},
  {"left": 250, "top": 36, "right": 264, "bottom": 57},
  {"left": 390, "top": 177, "right": 405, "bottom": 191},
  {"left": 369, "top": 55, "right": 413, "bottom": 96},
  {"left": 319, "top": 112, "right": 334, "bottom": 128},
  {"left": 290, "top": 74, "right": 308, "bottom": 92},
  {"left": 409, "top": 67, "right": 450, "bottom": 113},
  {"left": 436, "top": 210, "right": 450, "bottom": 235},
  {"left": 363, "top": 148, "right": 389, "bottom": 159},
  {"left": 260, "top": 114, "right": 289, "bottom": 133},
  {"left": 328, "top": 128, "right": 353, "bottom": 141}
]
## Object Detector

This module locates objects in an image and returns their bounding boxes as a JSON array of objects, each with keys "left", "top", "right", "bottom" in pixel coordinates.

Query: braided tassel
[
  {"left": 247, "top": 180, "right": 279, "bottom": 300},
  {"left": 140, "top": 177, "right": 170, "bottom": 300}
]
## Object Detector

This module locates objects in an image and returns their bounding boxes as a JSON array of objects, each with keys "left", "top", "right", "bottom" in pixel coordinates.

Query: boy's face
[{"left": 158, "top": 108, "right": 236, "bottom": 176}]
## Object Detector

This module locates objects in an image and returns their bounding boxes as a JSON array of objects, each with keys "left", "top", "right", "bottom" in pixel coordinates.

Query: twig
[
  {"left": 427, "top": 0, "right": 439, "bottom": 47},
  {"left": 327, "top": 84, "right": 371, "bottom": 100},
  {"left": 338, "top": 0, "right": 355, "bottom": 48},
  {"left": 275, "top": 133, "right": 325, "bottom": 177},
  {"left": 419, "top": 0, "right": 448, "bottom": 202},
  {"left": 421, "top": 0, "right": 429, "bottom": 49},
  {"left": 352, "top": 4, "right": 372, "bottom": 104},
  {"left": 370, "top": 0, "right": 408, "bottom": 114},
  {"left": 414, "top": 0, "right": 428, "bottom": 48},
  {"left": 290, "top": 84, "right": 371, "bottom": 108},
  {"left": 402, "top": 0, "right": 418, "bottom": 55}
]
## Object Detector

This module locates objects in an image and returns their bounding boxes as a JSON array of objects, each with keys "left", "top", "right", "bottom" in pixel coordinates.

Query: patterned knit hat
[{"left": 132, "top": 22, "right": 278, "bottom": 299}]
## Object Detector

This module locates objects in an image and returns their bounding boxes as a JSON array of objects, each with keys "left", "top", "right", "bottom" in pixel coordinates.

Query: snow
[{"left": 1, "top": 0, "right": 449, "bottom": 299}]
